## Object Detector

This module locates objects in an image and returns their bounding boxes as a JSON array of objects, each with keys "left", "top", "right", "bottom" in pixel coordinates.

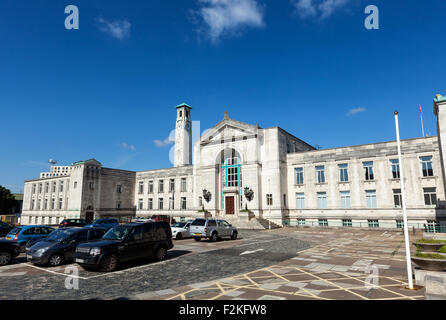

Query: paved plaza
[{"left": 0, "top": 228, "right": 426, "bottom": 300}]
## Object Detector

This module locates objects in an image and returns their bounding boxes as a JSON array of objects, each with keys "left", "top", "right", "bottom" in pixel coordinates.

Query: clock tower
[{"left": 174, "top": 103, "right": 192, "bottom": 167}]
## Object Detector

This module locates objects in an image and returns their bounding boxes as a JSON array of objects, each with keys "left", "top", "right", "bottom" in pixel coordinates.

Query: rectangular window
[
  {"left": 368, "top": 220, "right": 379, "bottom": 228},
  {"left": 199, "top": 196, "right": 203, "bottom": 207},
  {"left": 45, "top": 183, "right": 49, "bottom": 193},
  {"left": 74, "top": 181, "right": 77, "bottom": 189},
  {"left": 44, "top": 199, "right": 48, "bottom": 210},
  {"left": 138, "top": 181, "right": 144, "bottom": 194},
  {"left": 148, "top": 181, "right": 153, "bottom": 193},
  {"left": 296, "top": 193, "right": 305, "bottom": 209},
  {"left": 159, "top": 198, "right": 164, "bottom": 210},
  {"left": 31, "top": 199, "right": 35, "bottom": 210},
  {"left": 52, "top": 182, "right": 56, "bottom": 193},
  {"left": 283, "top": 194, "right": 287, "bottom": 206},
  {"left": 51, "top": 198, "right": 55, "bottom": 210},
  {"left": 340, "top": 191, "right": 351, "bottom": 209},
  {"left": 318, "top": 219, "right": 328, "bottom": 227},
  {"left": 117, "top": 184, "right": 122, "bottom": 193},
  {"left": 138, "top": 199, "right": 143, "bottom": 210},
  {"left": 316, "top": 166, "right": 325, "bottom": 183},
  {"left": 58, "top": 198, "right": 63, "bottom": 209},
  {"left": 39, "top": 183, "right": 43, "bottom": 193},
  {"left": 227, "top": 167, "right": 239, "bottom": 187},
  {"left": 148, "top": 198, "right": 153, "bottom": 210},
  {"left": 396, "top": 220, "right": 404, "bottom": 229},
  {"left": 181, "top": 178, "right": 187, "bottom": 192},
  {"left": 420, "top": 156, "right": 434, "bottom": 177},
  {"left": 295, "top": 167, "right": 304, "bottom": 185},
  {"left": 317, "top": 192, "right": 327, "bottom": 209},
  {"left": 32, "top": 184, "right": 36, "bottom": 194},
  {"left": 297, "top": 219, "right": 306, "bottom": 226},
  {"left": 363, "top": 161, "right": 375, "bottom": 180},
  {"left": 338, "top": 163, "right": 349, "bottom": 182},
  {"left": 117, "top": 201, "right": 121, "bottom": 209},
  {"left": 60, "top": 181, "right": 64, "bottom": 192},
  {"left": 181, "top": 197, "right": 187, "bottom": 209},
  {"left": 89, "top": 182, "right": 94, "bottom": 190},
  {"left": 423, "top": 187, "right": 437, "bottom": 206},
  {"left": 266, "top": 194, "right": 273, "bottom": 206},
  {"left": 393, "top": 189, "right": 402, "bottom": 208},
  {"left": 366, "top": 190, "right": 377, "bottom": 208},
  {"left": 159, "top": 180, "right": 164, "bottom": 193},
  {"left": 390, "top": 159, "right": 400, "bottom": 179},
  {"left": 342, "top": 219, "right": 352, "bottom": 227},
  {"left": 38, "top": 199, "right": 41, "bottom": 210},
  {"left": 169, "top": 179, "right": 175, "bottom": 192}
]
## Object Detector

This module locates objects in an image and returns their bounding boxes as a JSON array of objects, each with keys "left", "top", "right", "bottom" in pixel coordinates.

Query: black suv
[
  {"left": 74, "top": 222, "right": 174, "bottom": 272},
  {"left": 0, "top": 240, "right": 20, "bottom": 265}
]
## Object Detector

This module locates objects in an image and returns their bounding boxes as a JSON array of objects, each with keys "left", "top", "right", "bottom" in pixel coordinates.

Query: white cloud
[
  {"left": 347, "top": 107, "right": 366, "bottom": 116},
  {"left": 154, "top": 130, "right": 176, "bottom": 147},
  {"left": 97, "top": 17, "right": 131, "bottom": 40},
  {"left": 291, "top": 0, "right": 349, "bottom": 20},
  {"left": 119, "top": 142, "right": 136, "bottom": 151},
  {"left": 192, "top": 0, "right": 265, "bottom": 43}
]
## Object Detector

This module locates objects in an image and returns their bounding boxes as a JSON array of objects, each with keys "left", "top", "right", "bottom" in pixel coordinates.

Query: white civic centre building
[{"left": 21, "top": 94, "right": 446, "bottom": 229}]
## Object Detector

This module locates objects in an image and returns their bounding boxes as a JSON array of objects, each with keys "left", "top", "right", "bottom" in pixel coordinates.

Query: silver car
[{"left": 189, "top": 218, "right": 238, "bottom": 242}]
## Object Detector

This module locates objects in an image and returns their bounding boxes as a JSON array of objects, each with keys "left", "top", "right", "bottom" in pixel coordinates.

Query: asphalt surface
[{"left": 0, "top": 230, "right": 312, "bottom": 300}]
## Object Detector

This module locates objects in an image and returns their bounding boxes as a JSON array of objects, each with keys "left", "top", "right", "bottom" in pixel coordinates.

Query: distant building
[{"left": 21, "top": 95, "right": 446, "bottom": 229}]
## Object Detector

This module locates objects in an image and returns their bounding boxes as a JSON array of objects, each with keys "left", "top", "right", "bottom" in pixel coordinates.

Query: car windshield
[
  {"left": 172, "top": 222, "right": 186, "bottom": 228},
  {"left": 46, "top": 229, "right": 78, "bottom": 242},
  {"left": 8, "top": 228, "right": 21, "bottom": 235},
  {"left": 191, "top": 219, "right": 206, "bottom": 226},
  {"left": 103, "top": 225, "right": 132, "bottom": 240}
]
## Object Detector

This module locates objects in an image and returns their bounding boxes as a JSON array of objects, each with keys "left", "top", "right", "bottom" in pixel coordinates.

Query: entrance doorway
[
  {"left": 85, "top": 211, "right": 94, "bottom": 223},
  {"left": 225, "top": 197, "right": 235, "bottom": 215}
]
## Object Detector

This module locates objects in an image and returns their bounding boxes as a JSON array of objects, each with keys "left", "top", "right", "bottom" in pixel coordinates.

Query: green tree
[{"left": 0, "top": 185, "right": 18, "bottom": 214}]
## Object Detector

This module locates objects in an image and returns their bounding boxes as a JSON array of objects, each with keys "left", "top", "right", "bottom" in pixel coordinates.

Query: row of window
[
  {"left": 31, "top": 198, "right": 67, "bottom": 211},
  {"left": 137, "top": 197, "right": 187, "bottom": 210},
  {"left": 138, "top": 178, "right": 188, "bottom": 194},
  {"left": 295, "top": 156, "right": 434, "bottom": 185},
  {"left": 297, "top": 219, "right": 399, "bottom": 228},
  {"left": 32, "top": 181, "right": 67, "bottom": 194},
  {"left": 293, "top": 187, "right": 437, "bottom": 209}
]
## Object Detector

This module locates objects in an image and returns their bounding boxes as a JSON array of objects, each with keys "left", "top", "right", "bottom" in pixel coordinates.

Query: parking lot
[{"left": 0, "top": 228, "right": 426, "bottom": 300}]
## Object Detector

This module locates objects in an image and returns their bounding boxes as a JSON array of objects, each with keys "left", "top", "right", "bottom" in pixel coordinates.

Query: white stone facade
[{"left": 21, "top": 94, "right": 446, "bottom": 229}]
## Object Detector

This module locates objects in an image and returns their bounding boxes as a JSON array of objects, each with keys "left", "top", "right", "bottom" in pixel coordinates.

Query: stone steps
[{"left": 221, "top": 216, "right": 282, "bottom": 230}]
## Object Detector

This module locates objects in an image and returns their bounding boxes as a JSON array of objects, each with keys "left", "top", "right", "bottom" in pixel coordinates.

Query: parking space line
[{"left": 26, "top": 263, "right": 89, "bottom": 280}]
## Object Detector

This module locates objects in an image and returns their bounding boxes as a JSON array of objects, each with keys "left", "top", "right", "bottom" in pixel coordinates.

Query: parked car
[
  {"left": 133, "top": 217, "right": 153, "bottom": 223},
  {"left": 151, "top": 215, "right": 176, "bottom": 224},
  {"left": 0, "top": 240, "right": 20, "bottom": 266},
  {"left": 26, "top": 227, "right": 107, "bottom": 266},
  {"left": 189, "top": 219, "right": 238, "bottom": 242},
  {"left": 59, "top": 219, "right": 87, "bottom": 228},
  {"left": 84, "top": 218, "right": 119, "bottom": 230},
  {"left": 5, "top": 225, "right": 56, "bottom": 252},
  {"left": 171, "top": 221, "right": 193, "bottom": 240},
  {"left": 74, "top": 221, "right": 174, "bottom": 272},
  {"left": 0, "top": 222, "right": 14, "bottom": 237}
]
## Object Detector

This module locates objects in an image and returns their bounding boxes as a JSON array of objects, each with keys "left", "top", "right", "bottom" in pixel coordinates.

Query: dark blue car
[{"left": 84, "top": 219, "right": 119, "bottom": 230}]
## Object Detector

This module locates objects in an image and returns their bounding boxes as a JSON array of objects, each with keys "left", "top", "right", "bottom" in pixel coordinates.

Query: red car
[{"left": 151, "top": 215, "right": 176, "bottom": 224}]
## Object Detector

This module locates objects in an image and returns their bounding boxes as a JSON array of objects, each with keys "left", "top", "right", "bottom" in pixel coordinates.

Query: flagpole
[
  {"left": 394, "top": 111, "right": 414, "bottom": 290},
  {"left": 420, "top": 105, "right": 425, "bottom": 137}
]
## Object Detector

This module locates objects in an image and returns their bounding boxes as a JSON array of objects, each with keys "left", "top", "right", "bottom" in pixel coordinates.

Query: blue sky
[{"left": 1, "top": 0, "right": 445, "bottom": 193}]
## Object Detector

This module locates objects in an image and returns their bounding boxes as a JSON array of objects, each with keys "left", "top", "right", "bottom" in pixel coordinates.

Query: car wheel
[
  {"left": 0, "top": 251, "right": 12, "bottom": 266},
  {"left": 231, "top": 231, "right": 238, "bottom": 240},
  {"left": 210, "top": 232, "right": 218, "bottom": 242},
  {"left": 49, "top": 253, "right": 63, "bottom": 267},
  {"left": 194, "top": 237, "right": 201, "bottom": 242},
  {"left": 155, "top": 246, "right": 167, "bottom": 261},
  {"left": 176, "top": 233, "right": 182, "bottom": 240},
  {"left": 101, "top": 254, "right": 118, "bottom": 272}
]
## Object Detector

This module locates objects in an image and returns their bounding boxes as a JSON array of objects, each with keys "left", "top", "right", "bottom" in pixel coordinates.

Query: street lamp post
[{"left": 394, "top": 111, "right": 414, "bottom": 290}]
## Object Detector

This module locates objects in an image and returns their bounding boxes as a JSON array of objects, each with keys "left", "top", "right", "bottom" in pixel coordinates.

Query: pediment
[{"left": 200, "top": 118, "right": 260, "bottom": 146}]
